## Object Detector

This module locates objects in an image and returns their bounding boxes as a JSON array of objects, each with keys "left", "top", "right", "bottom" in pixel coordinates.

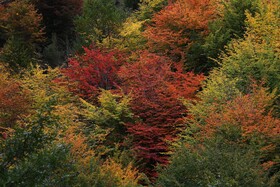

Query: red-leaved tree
[
  {"left": 62, "top": 47, "right": 123, "bottom": 102},
  {"left": 119, "top": 52, "right": 204, "bottom": 179}
]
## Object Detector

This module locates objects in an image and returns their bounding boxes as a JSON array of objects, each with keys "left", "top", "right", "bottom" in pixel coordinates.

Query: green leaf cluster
[
  {"left": 74, "top": 0, "right": 127, "bottom": 48},
  {"left": 157, "top": 129, "right": 268, "bottom": 187}
]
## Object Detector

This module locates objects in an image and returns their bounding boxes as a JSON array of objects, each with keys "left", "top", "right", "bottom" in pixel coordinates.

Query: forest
[{"left": 0, "top": 0, "right": 279, "bottom": 186}]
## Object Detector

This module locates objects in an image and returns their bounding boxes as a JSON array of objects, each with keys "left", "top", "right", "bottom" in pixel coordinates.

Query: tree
[
  {"left": 165, "top": 2, "right": 280, "bottom": 185},
  {"left": 0, "top": 66, "right": 31, "bottom": 128},
  {"left": 201, "top": 87, "right": 280, "bottom": 183},
  {"left": 21, "top": 66, "right": 81, "bottom": 129},
  {"left": 111, "top": 0, "right": 168, "bottom": 51},
  {"left": 119, "top": 52, "right": 203, "bottom": 179},
  {"left": 201, "top": 87, "right": 279, "bottom": 139},
  {"left": 63, "top": 124, "right": 141, "bottom": 187},
  {"left": 0, "top": 99, "right": 67, "bottom": 186},
  {"left": 74, "top": 0, "right": 126, "bottom": 48},
  {"left": 216, "top": 0, "right": 280, "bottom": 111},
  {"left": 79, "top": 90, "right": 134, "bottom": 156},
  {"left": 183, "top": 2, "right": 280, "bottom": 183},
  {"left": 62, "top": 47, "right": 123, "bottom": 102},
  {"left": 143, "top": 0, "right": 216, "bottom": 62},
  {"left": 185, "top": 0, "right": 258, "bottom": 73},
  {"left": 0, "top": 0, "right": 45, "bottom": 70},
  {"left": 189, "top": 0, "right": 280, "bottom": 123},
  {"left": 31, "top": 0, "right": 82, "bottom": 38},
  {"left": 157, "top": 134, "right": 268, "bottom": 187},
  {"left": 0, "top": 86, "right": 140, "bottom": 186},
  {"left": 0, "top": 0, "right": 44, "bottom": 44},
  {"left": 158, "top": 86, "right": 280, "bottom": 187},
  {"left": 136, "top": 0, "right": 168, "bottom": 21},
  {"left": 30, "top": 0, "right": 83, "bottom": 65}
]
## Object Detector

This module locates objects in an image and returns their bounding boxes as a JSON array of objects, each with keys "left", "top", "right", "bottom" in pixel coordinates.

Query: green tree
[
  {"left": 157, "top": 134, "right": 268, "bottom": 187},
  {"left": 0, "top": 99, "right": 73, "bottom": 186},
  {"left": 0, "top": 37, "right": 37, "bottom": 71},
  {"left": 74, "top": 0, "right": 126, "bottom": 48}
]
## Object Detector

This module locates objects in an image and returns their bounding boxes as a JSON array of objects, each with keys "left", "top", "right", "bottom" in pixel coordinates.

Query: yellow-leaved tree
[{"left": 21, "top": 66, "right": 81, "bottom": 128}]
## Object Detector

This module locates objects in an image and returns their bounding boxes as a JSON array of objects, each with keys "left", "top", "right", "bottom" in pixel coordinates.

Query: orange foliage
[
  {"left": 63, "top": 126, "right": 94, "bottom": 166},
  {"left": 198, "top": 87, "right": 280, "bottom": 172},
  {"left": 202, "top": 87, "right": 280, "bottom": 138},
  {"left": 0, "top": 0, "right": 45, "bottom": 43},
  {"left": 100, "top": 159, "right": 140, "bottom": 186},
  {"left": 262, "top": 161, "right": 276, "bottom": 171},
  {"left": 0, "top": 75, "right": 31, "bottom": 128},
  {"left": 144, "top": 0, "right": 216, "bottom": 61}
]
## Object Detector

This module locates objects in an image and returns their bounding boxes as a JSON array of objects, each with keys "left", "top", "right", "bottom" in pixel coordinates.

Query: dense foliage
[
  {"left": 144, "top": 0, "right": 216, "bottom": 62},
  {"left": 0, "top": 0, "right": 279, "bottom": 186},
  {"left": 0, "top": 0, "right": 45, "bottom": 70},
  {"left": 119, "top": 52, "right": 203, "bottom": 178}
]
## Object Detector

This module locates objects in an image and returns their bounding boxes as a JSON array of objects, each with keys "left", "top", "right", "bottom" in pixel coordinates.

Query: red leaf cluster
[
  {"left": 119, "top": 52, "right": 204, "bottom": 178},
  {"left": 62, "top": 48, "right": 123, "bottom": 102}
]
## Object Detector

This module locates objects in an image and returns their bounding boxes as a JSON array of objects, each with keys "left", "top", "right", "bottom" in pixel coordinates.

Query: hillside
[{"left": 0, "top": 0, "right": 279, "bottom": 186}]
